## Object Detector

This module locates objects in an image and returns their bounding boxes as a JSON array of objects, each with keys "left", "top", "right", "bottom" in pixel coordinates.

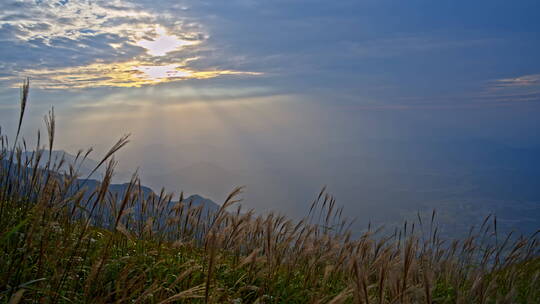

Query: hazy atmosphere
[
  {"left": 3, "top": 1, "right": 540, "bottom": 303},
  {"left": 1, "top": 0, "right": 540, "bottom": 234}
]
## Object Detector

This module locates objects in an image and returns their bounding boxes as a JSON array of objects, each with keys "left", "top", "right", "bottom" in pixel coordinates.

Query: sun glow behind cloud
[
  {"left": 135, "top": 64, "right": 192, "bottom": 80},
  {"left": 136, "top": 26, "right": 197, "bottom": 56},
  {"left": 18, "top": 60, "right": 262, "bottom": 89}
]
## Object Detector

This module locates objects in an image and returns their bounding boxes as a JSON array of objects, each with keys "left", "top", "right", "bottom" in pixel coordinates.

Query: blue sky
[{"left": 1, "top": 0, "right": 540, "bottom": 226}]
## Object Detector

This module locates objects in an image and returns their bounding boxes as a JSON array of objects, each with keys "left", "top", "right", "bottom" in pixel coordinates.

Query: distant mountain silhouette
[
  {"left": 7, "top": 151, "right": 221, "bottom": 217},
  {"left": 19, "top": 150, "right": 131, "bottom": 182},
  {"left": 78, "top": 179, "right": 220, "bottom": 216},
  {"left": 20, "top": 150, "right": 101, "bottom": 175},
  {"left": 144, "top": 161, "right": 243, "bottom": 201}
]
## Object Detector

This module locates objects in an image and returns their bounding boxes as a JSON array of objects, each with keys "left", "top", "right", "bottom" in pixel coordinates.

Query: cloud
[
  {"left": 0, "top": 0, "right": 261, "bottom": 89},
  {"left": 1, "top": 0, "right": 538, "bottom": 111},
  {"left": 491, "top": 74, "right": 540, "bottom": 88},
  {"left": 463, "top": 73, "right": 540, "bottom": 105},
  {"left": 0, "top": 0, "right": 189, "bottom": 45},
  {"left": 4, "top": 58, "right": 261, "bottom": 89}
]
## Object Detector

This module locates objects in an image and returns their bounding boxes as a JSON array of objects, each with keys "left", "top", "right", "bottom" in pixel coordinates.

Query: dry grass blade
[
  {"left": 82, "top": 133, "right": 130, "bottom": 182},
  {"left": 8, "top": 289, "right": 25, "bottom": 304},
  {"left": 157, "top": 284, "right": 205, "bottom": 304},
  {"left": 327, "top": 288, "right": 352, "bottom": 304},
  {"left": 1, "top": 78, "right": 30, "bottom": 203}
]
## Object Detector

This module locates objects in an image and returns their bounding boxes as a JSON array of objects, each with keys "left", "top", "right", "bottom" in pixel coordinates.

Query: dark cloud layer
[{"left": 1, "top": 0, "right": 539, "bottom": 105}]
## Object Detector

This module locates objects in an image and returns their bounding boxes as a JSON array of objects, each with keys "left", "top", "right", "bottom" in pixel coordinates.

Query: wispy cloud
[
  {"left": 491, "top": 74, "right": 540, "bottom": 88},
  {"left": 468, "top": 73, "right": 540, "bottom": 105}
]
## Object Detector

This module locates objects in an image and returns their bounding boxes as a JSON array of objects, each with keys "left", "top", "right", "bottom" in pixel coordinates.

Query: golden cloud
[{"left": 18, "top": 60, "right": 262, "bottom": 89}]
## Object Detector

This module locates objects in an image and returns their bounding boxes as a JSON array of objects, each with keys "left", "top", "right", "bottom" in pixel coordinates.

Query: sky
[{"left": 1, "top": 0, "right": 540, "bottom": 231}]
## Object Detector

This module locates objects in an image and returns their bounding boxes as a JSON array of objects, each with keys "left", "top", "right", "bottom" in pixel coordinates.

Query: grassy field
[{"left": 1, "top": 81, "right": 539, "bottom": 303}]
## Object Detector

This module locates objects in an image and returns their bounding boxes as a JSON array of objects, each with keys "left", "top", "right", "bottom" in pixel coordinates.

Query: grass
[{"left": 0, "top": 80, "right": 539, "bottom": 303}]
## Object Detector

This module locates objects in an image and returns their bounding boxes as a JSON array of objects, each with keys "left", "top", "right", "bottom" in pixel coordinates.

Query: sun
[{"left": 136, "top": 25, "right": 196, "bottom": 56}]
